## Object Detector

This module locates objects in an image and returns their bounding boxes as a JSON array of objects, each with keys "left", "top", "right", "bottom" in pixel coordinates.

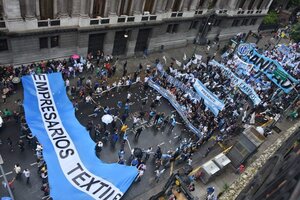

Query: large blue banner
[
  {"left": 193, "top": 79, "right": 225, "bottom": 116},
  {"left": 237, "top": 43, "right": 299, "bottom": 93},
  {"left": 209, "top": 60, "right": 262, "bottom": 105},
  {"left": 22, "top": 73, "right": 137, "bottom": 200}
]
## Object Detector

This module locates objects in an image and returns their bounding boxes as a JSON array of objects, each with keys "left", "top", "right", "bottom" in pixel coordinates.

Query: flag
[
  {"left": 175, "top": 60, "right": 182, "bottom": 67},
  {"left": 162, "top": 56, "right": 167, "bottom": 64}
]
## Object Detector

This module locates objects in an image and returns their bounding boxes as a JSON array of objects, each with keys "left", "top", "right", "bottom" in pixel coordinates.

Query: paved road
[{"left": 0, "top": 83, "right": 222, "bottom": 200}]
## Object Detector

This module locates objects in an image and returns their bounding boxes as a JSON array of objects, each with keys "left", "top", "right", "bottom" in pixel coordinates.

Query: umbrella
[
  {"left": 71, "top": 54, "right": 80, "bottom": 60},
  {"left": 101, "top": 114, "right": 113, "bottom": 125}
]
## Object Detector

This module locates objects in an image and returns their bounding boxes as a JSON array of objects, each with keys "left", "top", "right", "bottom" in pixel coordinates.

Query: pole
[
  {"left": 192, "top": 12, "right": 214, "bottom": 56},
  {"left": 0, "top": 164, "right": 15, "bottom": 200}
]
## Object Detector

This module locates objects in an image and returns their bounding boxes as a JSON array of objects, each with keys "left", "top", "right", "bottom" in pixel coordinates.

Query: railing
[
  {"left": 89, "top": 18, "right": 110, "bottom": 25},
  {"left": 37, "top": 19, "right": 60, "bottom": 28},
  {"left": 141, "top": 15, "right": 157, "bottom": 21},
  {"left": 171, "top": 11, "right": 183, "bottom": 17}
]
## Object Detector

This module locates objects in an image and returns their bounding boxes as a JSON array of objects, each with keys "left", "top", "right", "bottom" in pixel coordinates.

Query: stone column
[
  {"left": 80, "top": 0, "right": 88, "bottom": 17},
  {"left": 71, "top": 0, "right": 81, "bottom": 16},
  {"left": 161, "top": 0, "right": 168, "bottom": 11},
  {"left": 24, "top": 0, "right": 36, "bottom": 18},
  {"left": 3, "top": 0, "right": 22, "bottom": 19},
  {"left": 182, "top": 0, "right": 190, "bottom": 11},
  {"left": 166, "top": 0, "right": 175, "bottom": 12},
  {"left": 59, "top": 0, "right": 69, "bottom": 17},
  {"left": 133, "top": 0, "right": 144, "bottom": 15},
  {"left": 189, "top": 0, "right": 198, "bottom": 10},
  {"left": 155, "top": 0, "right": 165, "bottom": 13},
  {"left": 260, "top": 0, "right": 271, "bottom": 9},
  {"left": 89, "top": 0, "right": 94, "bottom": 17},
  {"left": 53, "top": 0, "right": 58, "bottom": 18},
  {"left": 108, "top": 0, "right": 117, "bottom": 16},
  {"left": 36, "top": 0, "right": 40, "bottom": 19}
]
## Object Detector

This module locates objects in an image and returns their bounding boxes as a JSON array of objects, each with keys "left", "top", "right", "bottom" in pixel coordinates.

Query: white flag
[
  {"left": 162, "top": 56, "right": 167, "bottom": 64},
  {"left": 195, "top": 54, "right": 202, "bottom": 61},
  {"left": 192, "top": 59, "right": 198, "bottom": 64},
  {"left": 183, "top": 53, "right": 187, "bottom": 61},
  {"left": 175, "top": 60, "right": 182, "bottom": 67}
]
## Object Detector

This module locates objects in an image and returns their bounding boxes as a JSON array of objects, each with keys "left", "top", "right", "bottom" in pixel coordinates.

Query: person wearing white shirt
[{"left": 23, "top": 169, "right": 30, "bottom": 184}]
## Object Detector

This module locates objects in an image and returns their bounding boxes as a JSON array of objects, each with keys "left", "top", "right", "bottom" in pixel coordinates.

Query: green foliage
[
  {"left": 288, "top": 0, "right": 300, "bottom": 7},
  {"left": 223, "top": 183, "right": 229, "bottom": 191},
  {"left": 290, "top": 22, "right": 300, "bottom": 42},
  {"left": 263, "top": 11, "right": 279, "bottom": 25}
]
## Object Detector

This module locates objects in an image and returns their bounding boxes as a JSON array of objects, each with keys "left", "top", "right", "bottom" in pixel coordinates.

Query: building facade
[{"left": 0, "top": 0, "right": 273, "bottom": 65}]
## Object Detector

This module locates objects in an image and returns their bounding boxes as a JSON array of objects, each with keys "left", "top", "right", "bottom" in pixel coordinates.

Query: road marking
[
  {"left": 30, "top": 162, "right": 37, "bottom": 166},
  {"left": 0, "top": 171, "right": 13, "bottom": 178}
]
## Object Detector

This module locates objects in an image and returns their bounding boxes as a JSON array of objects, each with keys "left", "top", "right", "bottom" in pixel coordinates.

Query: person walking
[
  {"left": 18, "top": 139, "right": 25, "bottom": 152},
  {"left": 135, "top": 127, "right": 144, "bottom": 140},
  {"left": 23, "top": 168, "right": 30, "bottom": 184},
  {"left": 120, "top": 124, "right": 128, "bottom": 136},
  {"left": 95, "top": 141, "right": 103, "bottom": 157},
  {"left": 14, "top": 164, "right": 22, "bottom": 180},
  {"left": 144, "top": 147, "right": 152, "bottom": 161},
  {"left": 132, "top": 116, "right": 140, "bottom": 129},
  {"left": 154, "top": 168, "right": 165, "bottom": 183}
]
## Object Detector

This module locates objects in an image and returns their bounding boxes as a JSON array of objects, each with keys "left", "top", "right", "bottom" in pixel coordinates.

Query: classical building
[{"left": 0, "top": 0, "right": 273, "bottom": 65}]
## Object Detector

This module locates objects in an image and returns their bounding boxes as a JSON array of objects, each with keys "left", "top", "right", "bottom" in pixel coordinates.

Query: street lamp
[
  {"left": 0, "top": 154, "right": 15, "bottom": 200},
  {"left": 192, "top": 11, "right": 216, "bottom": 56}
]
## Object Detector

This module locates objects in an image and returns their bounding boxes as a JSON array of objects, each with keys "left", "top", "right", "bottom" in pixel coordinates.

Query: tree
[
  {"left": 290, "top": 22, "right": 300, "bottom": 42},
  {"left": 263, "top": 11, "right": 279, "bottom": 25}
]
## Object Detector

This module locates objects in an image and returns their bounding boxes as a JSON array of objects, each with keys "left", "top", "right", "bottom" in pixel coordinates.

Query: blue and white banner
[
  {"left": 237, "top": 43, "right": 299, "bottom": 93},
  {"left": 148, "top": 79, "right": 202, "bottom": 138},
  {"left": 210, "top": 60, "right": 262, "bottom": 105},
  {"left": 193, "top": 79, "right": 224, "bottom": 116},
  {"left": 22, "top": 73, "right": 137, "bottom": 200}
]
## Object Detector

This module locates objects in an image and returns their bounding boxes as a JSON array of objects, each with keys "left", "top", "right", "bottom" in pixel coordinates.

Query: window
[
  {"left": 50, "top": 36, "right": 59, "bottom": 48},
  {"left": 236, "top": 0, "right": 246, "bottom": 9},
  {"left": 189, "top": 21, "right": 199, "bottom": 29},
  {"left": 213, "top": 19, "right": 222, "bottom": 26},
  {"left": 39, "top": 37, "right": 48, "bottom": 49},
  {"left": 232, "top": 19, "right": 239, "bottom": 26},
  {"left": 39, "top": 0, "right": 54, "bottom": 20},
  {"left": 241, "top": 19, "right": 249, "bottom": 26},
  {"left": 172, "top": 0, "right": 182, "bottom": 11},
  {"left": 93, "top": 0, "right": 106, "bottom": 17},
  {"left": 0, "top": 39, "right": 8, "bottom": 51},
  {"left": 144, "top": 0, "right": 155, "bottom": 14},
  {"left": 250, "top": 18, "right": 257, "bottom": 25},
  {"left": 118, "top": 0, "right": 133, "bottom": 16},
  {"left": 166, "top": 24, "right": 179, "bottom": 33}
]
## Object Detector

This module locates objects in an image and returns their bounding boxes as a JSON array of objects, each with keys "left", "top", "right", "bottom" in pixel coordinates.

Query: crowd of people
[{"left": 0, "top": 32, "right": 299, "bottom": 199}]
